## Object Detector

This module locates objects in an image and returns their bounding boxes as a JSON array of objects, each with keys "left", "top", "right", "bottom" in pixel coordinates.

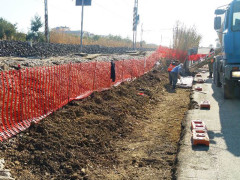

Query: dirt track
[{"left": 0, "top": 66, "right": 190, "bottom": 180}]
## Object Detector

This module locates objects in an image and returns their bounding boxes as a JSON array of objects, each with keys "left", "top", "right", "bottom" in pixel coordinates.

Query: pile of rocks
[{"left": 0, "top": 41, "right": 155, "bottom": 58}]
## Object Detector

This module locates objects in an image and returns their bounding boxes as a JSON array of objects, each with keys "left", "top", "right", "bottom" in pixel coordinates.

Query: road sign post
[
  {"left": 80, "top": 1, "right": 84, "bottom": 52},
  {"left": 76, "top": 0, "right": 92, "bottom": 52}
]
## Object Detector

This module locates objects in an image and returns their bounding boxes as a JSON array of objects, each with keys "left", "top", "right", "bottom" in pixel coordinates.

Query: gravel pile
[
  {"left": 0, "top": 52, "right": 154, "bottom": 71},
  {"left": 0, "top": 40, "right": 155, "bottom": 58}
]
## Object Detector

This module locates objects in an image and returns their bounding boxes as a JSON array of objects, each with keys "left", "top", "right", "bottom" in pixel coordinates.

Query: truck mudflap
[{"left": 223, "top": 79, "right": 234, "bottom": 99}]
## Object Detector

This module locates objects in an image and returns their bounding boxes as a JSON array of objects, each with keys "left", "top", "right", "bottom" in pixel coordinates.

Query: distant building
[
  {"left": 64, "top": 30, "right": 94, "bottom": 37},
  {"left": 52, "top": 26, "right": 71, "bottom": 32},
  {"left": 52, "top": 26, "right": 95, "bottom": 37}
]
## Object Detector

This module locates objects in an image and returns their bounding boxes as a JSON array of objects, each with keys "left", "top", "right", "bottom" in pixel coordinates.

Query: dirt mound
[{"left": 0, "top": 66, "right": 190, "bottom": 180}]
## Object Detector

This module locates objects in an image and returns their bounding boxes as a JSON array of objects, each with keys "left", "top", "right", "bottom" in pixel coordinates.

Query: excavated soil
[{"left": 0, "top": 66, "right": 190, "bottom": 180}]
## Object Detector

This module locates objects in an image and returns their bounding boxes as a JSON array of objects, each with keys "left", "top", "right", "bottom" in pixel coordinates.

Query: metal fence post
[
  {"left": 68, "top": 63, "right": 72, "bottom": 102},
  {"left": 92, "top": 61, "right": 97, "bottom": 91},
  {"left": 18, "top": 65, "right": 25, "bottom": 129},
  {"left": 122, "top": 60, "right": 124, "bottom": 82}
]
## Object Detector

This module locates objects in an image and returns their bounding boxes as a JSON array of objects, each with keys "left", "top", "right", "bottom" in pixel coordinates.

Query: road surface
[{"left": 177, "top": 70, "right": 240, "bottom": 180}]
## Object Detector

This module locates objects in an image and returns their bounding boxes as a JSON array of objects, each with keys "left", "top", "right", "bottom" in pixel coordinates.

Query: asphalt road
[{"left": 177, "top": 70, "right": 240, "bottom": 180}]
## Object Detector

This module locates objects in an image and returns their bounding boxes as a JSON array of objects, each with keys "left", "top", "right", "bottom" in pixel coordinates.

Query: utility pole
[
  {"left": 133, "top": 0, "right": 139, "bottom": 50},
  {"left": 140, "top": 23, "right": 143, "bottom": 48},
  {"left": 44, "top": 0, "right": 50, "bottom": 43}
]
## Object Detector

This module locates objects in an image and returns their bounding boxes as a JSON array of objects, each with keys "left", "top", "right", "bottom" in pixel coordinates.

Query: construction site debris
[
  {"left": 177, "top": 76, "right": 193, "bottom": 88},
  {"left": 0, "top": 67, "right": 190, "bottom": 180}
]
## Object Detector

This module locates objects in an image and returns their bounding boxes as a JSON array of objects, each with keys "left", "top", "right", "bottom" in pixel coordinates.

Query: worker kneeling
[{"left": 170, "top": 63, "right": 183, "bottom": 90}]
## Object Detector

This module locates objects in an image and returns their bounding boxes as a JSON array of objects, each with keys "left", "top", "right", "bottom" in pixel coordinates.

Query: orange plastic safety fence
[
  {"left": 157, "top": 46, "right": 187, "bottom": 62},
  {"left": 0, "top": 51, "right": 161, "bottom": 141},
  {"left": 188, "top": 54, "right": 207, "bottom": 61}
]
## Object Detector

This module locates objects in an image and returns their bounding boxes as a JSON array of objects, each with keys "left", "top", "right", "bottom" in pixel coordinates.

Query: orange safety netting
[
  {"left": 156, "top": 46, "right": 188, "bottom": 62},
  {"left": 188, "top": 54, "right": 207, "bottom": 61},
  {"left": 0, "top": 50, "right": 162, "bottom": 141}
]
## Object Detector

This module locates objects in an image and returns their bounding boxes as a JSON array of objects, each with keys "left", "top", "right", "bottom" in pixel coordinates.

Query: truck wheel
[
  {"left": 223, "top": 82, "right": 233, "bottom": 99},
  {"left": 216, "top": 73, "right": 221, "bottom": 87},
  {"left": 213, "top": 62, "right": 221, "bottom": 87},
  {"left": 213, "top": 71, "right": 221, "bottom": 87}
]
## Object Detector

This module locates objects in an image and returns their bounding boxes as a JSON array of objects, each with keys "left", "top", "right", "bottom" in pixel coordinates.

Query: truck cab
[{"left": 214, "top": 0, "right": 240, "bottom": 98}]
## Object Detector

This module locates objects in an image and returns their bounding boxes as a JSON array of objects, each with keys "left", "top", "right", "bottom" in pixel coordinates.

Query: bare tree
[{"left": 173, "top": 21, "right": 202, "bottom": 51}]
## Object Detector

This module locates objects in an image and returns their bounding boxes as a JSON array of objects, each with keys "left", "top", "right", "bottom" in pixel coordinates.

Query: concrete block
[
  {"left": 195, "top": 86, "right": 202, "bottom": 91},
  {"left": 197, "top": 79, "right": 205, "bottom": 83},
  {"left": 192, "top": 129, "right": 210, "bottom": 146},
  {"left": 191, "top": 120, "right": 207, "bottom": 130},
  {"left": 200, "top": 100, "right": 210, "bottom": 110}
]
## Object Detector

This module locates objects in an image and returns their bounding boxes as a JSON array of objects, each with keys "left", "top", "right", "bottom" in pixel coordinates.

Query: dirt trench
[{"left": 0, "top": 66, "right": 190, "bottom": 180}]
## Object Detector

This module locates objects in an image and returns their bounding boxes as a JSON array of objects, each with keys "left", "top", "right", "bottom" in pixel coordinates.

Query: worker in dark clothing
[
  {"left": 208, "top": 58, "right": 214, "bottom": 78},
  {"left": 167, "top": 61, "right": 176, "bottom": 85},
  {"left": 170, "top": 63, "right": 183, "bottom": 89},
  {"left": 208, "top": 48, "right": 215, "bottom": 78}
]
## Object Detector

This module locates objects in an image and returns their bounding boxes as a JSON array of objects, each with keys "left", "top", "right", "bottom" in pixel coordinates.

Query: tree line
[
  {"left": 1, "top": 16, "right": 202, "bottom": 50},
  {"left": 0, "top": 15, "right": 44, "bottom": 42}
]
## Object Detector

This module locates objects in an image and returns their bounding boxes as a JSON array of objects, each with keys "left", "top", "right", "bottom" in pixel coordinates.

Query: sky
[{"left": 0, "top": 0, "right": 232, "bottom": 47}]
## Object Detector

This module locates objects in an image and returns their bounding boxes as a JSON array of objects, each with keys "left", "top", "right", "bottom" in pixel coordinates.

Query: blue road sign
[{"left": 76, "top": 0, "right": 92, "bottom": 6}]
